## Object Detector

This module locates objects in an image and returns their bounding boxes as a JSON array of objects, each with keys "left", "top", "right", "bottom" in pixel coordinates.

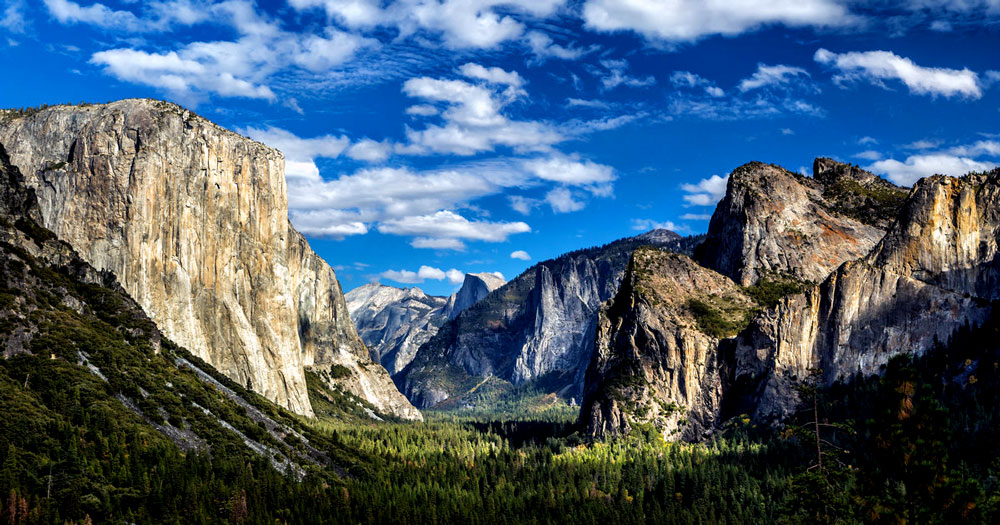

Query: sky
[{"left": 1, "top": 0, "right": 999, "bottom": 296}]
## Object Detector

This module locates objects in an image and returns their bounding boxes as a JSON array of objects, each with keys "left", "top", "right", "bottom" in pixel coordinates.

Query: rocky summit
[
  {"left": 697, "top": 160, "right": 906, "bottom": 286},
  {"left": 0, "top": 99, "right": 419, "bottom": 420}
]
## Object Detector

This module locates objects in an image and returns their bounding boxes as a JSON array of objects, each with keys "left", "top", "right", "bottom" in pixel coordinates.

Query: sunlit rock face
[
  {"left": 731, "top": 169, "right": 1000, "bottom": 422},
  {"left": 0, "top": 99, "right": 420, "bottom": 420},
  {"left": 580, "top": 249, "right": 754, "bottom": 442},
  {"left": 697, "top": 160, "right": 904, "bottom": 286}
]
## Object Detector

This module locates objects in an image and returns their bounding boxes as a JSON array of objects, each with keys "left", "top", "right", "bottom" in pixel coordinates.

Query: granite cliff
[
  {"left": 0, "top": 100, "right": 419, "bottom": 420},
  {"left": 697, "top": 160, "right": 905, "bottom": 286},
  {"left": 345, "top": 273, "right": 504, "bottom": 376},
  {"left": 580, "top": 248, "right": 755, "bottom": 440},
  {"left": 730, "top": 167, "right": 1000, "bottom": 422},
  {"left": 581, "top": 158, "right": 999, "bottom": 441}
]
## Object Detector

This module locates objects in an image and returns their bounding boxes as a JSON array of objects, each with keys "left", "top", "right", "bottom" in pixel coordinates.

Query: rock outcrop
[
  {"left": 730, "top": 168, "right": 1000, "bottom": 422},
  {"left": 580, "top": 248, "right": 755, "bottom": 441},
  {"left": 443, "top": 272, "right": 506, "bottom": 320},
  {"left": 582, "top": 159, "right": 1000, "bottom": 440},
  {"left": 346, "top": 283, "right": 449, "bottom": 375},
  {"left": 697, "top": 160, "right": 904, "bottom": 286},
  {"left": 0, "top": 99, "right": 419, "bottom": 420},
  {"left": 346, "top": 273, "right": 505, "bottom": 377},
  {"left": 397, "top": 230, "right": 702, "bottom": 409}
]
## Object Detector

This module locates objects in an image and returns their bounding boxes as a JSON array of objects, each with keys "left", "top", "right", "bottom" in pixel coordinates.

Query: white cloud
[
  {"left": 521, "top": 154, "right": 615, "bottom": 194},
  {"left": 680, "top": 213, "right": 712, "bottom": 220},
  {"left": 681, "top": 174, "right": 729, "bottom": 206},
  {"left": 566, "top": 98, "right": 611, "bottom": 109},
  {"left": 781, "top": 128, "right": 795, "bottom": 135},
  {"left": 291, "top": 29, "right": 376, "bottom": 73},
  {"left": 545, "top": 187, "right": 584, "bottom": 213},
  {"left": 582, "top": 0, "right": 856, "bottom": 42},
  {"left": 1, "top": 0, "right": 26, "bottom": 33},
  {"left": 631, "top": 219, "right": 683, "bottom": 232},
  {"left": 525, "top": 30, "right": 595, "bottom": 61},
  {"left": 458, "top": 62, "right": 524, "bottom": 88},
  {"left": 867, "top": 154, "right": 995, "bottom": 186},
  {"left": 378, "top": 210, "right": 530, "bottom": 249},
  {"left": 854, "top": 150, "right": 883, "bottom": 161},
  {"left": 245, "top": 126, "right": 351, "bottom": 168},
  {"left": 738, "top": 64, "right": 810, "bottom": 92},
  {"left": 346, "top": 138, "right": 392, "bottom": 162},
  {"left": 947, "top": 140, "right": 1000, "bottom": 157},
  {"left": 510, "top": 250, "right": 531, "bottom": 260},
  {"left": 904, "top": 139, "right": 941, "bottom": 150},
  {"left": 286, "top": 209, "right": 369, "bottom": 238},
  {"left": 858, "top": 136, "right": 879, "bottom": 145},
  {"left": 508, "top": 195, "right": 541, "bottom": 215},
  {"left": 290, "top": 0, "right": 566, "bottom": 49},
  {"left": 406, "top": 104, "right": 439, "bottom": 116},
  {"left": 670, "top": 70, "right": 724, "bottom": 97},
  {"left": 411, "top": 237, "right": 466, "bottom": 250},
  {"left": 815, "top": 48, "right": 982, "bottom": 98},
  {"left": 380, "top": 265, "right": 466, "bottom": 284},
  {"left": 667, "top": 93, "right": 823, "bottom": 120},
  {"left": 401, "top": 75, "right": 563, "bottom": 155},
  {"left": 593, "top": 59, "right": 655, "bottom": 90},
  {"left": 80, "top": 2, "right": 375, "bottom": 102},
  {"left": 91, "top": 47, "right": 277, "bottom": 102}
]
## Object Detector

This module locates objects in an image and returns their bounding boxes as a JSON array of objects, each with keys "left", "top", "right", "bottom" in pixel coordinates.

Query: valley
[{"left": 1, "top": 99, "right": 999, "bottom": 524}]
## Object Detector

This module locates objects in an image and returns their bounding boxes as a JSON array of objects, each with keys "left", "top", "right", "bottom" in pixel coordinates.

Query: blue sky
[{"left": 1, "top": 0, "right": 999, "bottom": 296}]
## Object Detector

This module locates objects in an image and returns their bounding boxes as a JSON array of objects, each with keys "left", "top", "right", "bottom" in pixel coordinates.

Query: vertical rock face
[
  {"left": 397, "top": 230, "right": 699, "bottom": 409},
  {"left": 443, "top": 272, "right": 506, "bottom": 320},
  {"left": 580, "top": 249, "right": 755, "bottom": 441},
  {"left": 0, "top": 99, "right": 419, "bottom": 420},
  {"left": 731, "top": 169, "right": 1000, "bottom": 422},
  {"left": 345, "top": 273, "right": 505, "bottom": 376},
  {"left": 698, "top": 160, "right": 903, "bottom": 286},
  {"left": 346, "top": 283, "right": 449, "bottom": 375}
]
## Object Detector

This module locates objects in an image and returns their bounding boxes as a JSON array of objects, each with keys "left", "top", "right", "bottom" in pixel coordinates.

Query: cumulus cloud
[
  {"left": 510, "top": 250, "right": 531, "bottom": 260},
  {"left": 582, "top": 0, "right": 856, "bottom": 42},
  {"left": 521, "top": 154, "right": 615, "bottom": 195},
  {"left": 76, "top": 2, "right": 375, "bottom": 103},
  {"left": 681, "top": 174, "right": 729, "bottom": 206},
  {"left": 378, "top": 210, "right": 531, "bottom": 250},
  {"left": 458, "top": 62, "right": 524, "bottom": 88},
  {"left": 380, "top": 265, "right": 466, "bottom": 285},
  {"left": 867, "top": 154, "right": 995, "bottom": 186},
  {"left": 401, "top": 72, "right": 563, "bottom": 155},
  {"left": 545, "top": 187, "right": 584, "bottom": 213},
  {"left": 738, "top": 64, "right": 811, "bottom": 92},
  {"left": 814, "top": 48, "right": 982, "bottom": 98},
  {"left": 346, "top": 138, "right": 393, "bottom": 162}
]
